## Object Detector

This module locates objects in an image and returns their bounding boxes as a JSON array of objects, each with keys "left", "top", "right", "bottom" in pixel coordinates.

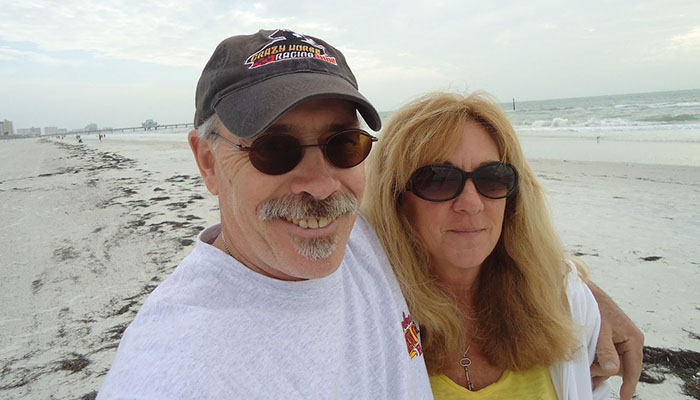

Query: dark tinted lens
[
  {"left": 410, "top": 165, "right": 464, "bottom": 201},
  {"left": 325, "top": 130, "right": 373, "bottom": 168},
  {"left": 249, "top": 134, "right": 302, "bottom": 175},
  {"left": 473, "top": 163, "right": 516, "bottom": 198}
]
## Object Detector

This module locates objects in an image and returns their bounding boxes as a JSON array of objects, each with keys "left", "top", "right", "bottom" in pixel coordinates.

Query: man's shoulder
[
  {"left": 97, "top": 270, "right": 256, "bottom": 399},
  {"left": 346, "top": 214, "right": 388, "bottom": 268},
  {"left": 350, "top": 213, "right": 372, "bottom": 236},
  {"left": 348, "top": 213, "right": 382, "bottom": 251}
]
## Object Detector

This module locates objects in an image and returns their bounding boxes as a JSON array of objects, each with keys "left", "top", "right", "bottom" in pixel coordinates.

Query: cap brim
[{"left": 213, "top": 72, "right": 381, "bottom": 139}]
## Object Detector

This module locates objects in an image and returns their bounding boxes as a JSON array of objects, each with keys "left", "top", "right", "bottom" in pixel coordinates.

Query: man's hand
[{"left": 587, "top": 280, "right": 644, "bottom": 400}]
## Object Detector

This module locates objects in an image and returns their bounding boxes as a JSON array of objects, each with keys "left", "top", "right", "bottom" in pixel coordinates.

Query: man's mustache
[{"left": 259, "top": 192, "right": 358, "bottom": 221}]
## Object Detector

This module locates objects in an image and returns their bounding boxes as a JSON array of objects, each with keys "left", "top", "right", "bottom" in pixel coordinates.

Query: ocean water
[
  {"left": 379, "top": 89, "right": 700, "bottom": 166},
  {"left": 504, "top": 88, "right": 700, "bottom": 143},
  {"left": 109, "top": 89, "right": 700, "bottom": 167},
  {"left": 501, "top": 89, "right": 700, "bottom": 166}
]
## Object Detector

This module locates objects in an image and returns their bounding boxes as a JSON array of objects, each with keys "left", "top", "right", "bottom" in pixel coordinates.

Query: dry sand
[
  {"left": 0, "top": 131, "right": 698, "bottom": 399},
  {"left": 1, "top": 133, "right": 217, "bottom": 399}
]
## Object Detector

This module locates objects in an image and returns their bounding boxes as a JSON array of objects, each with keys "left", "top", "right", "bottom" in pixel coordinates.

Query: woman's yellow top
[{"left": 429, "top": 365, "right": 558, "bottom": 399}]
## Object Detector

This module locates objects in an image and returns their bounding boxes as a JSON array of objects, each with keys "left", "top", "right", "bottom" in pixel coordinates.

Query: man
[
  {"left": 98, "top": 29, "right": 642, "bottom": 399},
  {"left": 98, "top": 28, "right": 433, "bottom": 399}
]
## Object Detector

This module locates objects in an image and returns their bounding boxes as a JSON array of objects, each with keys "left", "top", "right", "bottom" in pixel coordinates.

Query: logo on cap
[{"left": 245, "top": 29, "right": 337, "bottom": 69}]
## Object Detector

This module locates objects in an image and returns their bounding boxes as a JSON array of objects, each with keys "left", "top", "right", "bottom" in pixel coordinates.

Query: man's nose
[{"left": 289, "top": 146, "right": 341, "bottom": 200}]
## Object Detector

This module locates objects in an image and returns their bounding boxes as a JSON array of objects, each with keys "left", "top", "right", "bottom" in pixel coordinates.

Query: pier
[{"left": 65, "top": 122, "right": 194, "bottom": 136}]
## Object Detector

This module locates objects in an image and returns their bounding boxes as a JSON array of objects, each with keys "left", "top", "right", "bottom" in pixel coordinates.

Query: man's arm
[{"left": 587, "top": 280, "right": 645, "bottom": 400}]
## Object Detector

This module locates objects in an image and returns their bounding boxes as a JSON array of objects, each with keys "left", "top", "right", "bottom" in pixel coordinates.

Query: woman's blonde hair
[{"left": 363, "top": 92, "right": 578, "bottom": 373}]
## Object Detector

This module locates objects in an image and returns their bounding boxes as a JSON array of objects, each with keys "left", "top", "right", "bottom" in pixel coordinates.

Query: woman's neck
[{"left": 434, "top": 263, "right": 481, "bottom": 308}]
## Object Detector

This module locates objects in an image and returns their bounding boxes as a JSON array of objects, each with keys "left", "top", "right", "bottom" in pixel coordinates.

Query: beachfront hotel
[{"left": 1, "top": 119, "right": 13, "bottom": 136}]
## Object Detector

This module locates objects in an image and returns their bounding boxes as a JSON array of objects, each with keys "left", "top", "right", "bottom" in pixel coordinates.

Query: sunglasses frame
[
  {"left": 406, "top": 161, "right": 519, "bottom": 202},
  {"left": 214, "top": 129, "right": 378, "bottom": 175}
]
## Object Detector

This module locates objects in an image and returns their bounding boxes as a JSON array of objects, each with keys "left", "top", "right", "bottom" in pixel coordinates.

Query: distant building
[
  {"left": 44, "top": 126, "right": 58, "bottom": 136},
  {"left": 85, "top": 123, "right": 98, "bottom": 132},
  {"left": 17, "top": 127, "right": 41, "bottom": 136},
  {"left": 1, "top": 119, "right": 13, "bottom": 136}
]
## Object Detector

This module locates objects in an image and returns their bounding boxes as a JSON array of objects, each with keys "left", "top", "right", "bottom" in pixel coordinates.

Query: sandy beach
[{"left": 1, "top": 131, "right": 698, "bottom": 399}]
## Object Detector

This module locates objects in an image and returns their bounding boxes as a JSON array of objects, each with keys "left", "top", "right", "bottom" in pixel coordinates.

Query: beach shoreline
[{"left": 1, "top": 133, "right": 698, "bottom": 399}]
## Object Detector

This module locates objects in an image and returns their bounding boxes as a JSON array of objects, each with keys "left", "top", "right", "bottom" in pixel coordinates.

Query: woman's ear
[{"left": 188, "top": 130, "right": 220, "bottom": 195}]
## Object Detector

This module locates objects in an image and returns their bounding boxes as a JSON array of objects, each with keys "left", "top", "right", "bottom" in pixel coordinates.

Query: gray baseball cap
[{"left": 194, "top": 29, "right": 381, "bottom": 139}]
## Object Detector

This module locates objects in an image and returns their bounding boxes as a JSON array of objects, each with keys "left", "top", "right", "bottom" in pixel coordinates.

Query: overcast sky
[{"left": 1, "top": 0, "right": 699, "bottom": 130}]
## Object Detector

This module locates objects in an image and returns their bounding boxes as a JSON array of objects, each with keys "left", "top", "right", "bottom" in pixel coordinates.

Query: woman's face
[{"left": 402, "top": 121, "right": 507, "bottom": 285}]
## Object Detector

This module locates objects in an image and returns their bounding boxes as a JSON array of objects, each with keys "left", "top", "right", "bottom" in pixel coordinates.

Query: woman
[{"left": 364, "top": 92, "right": 609, "bottom": 399}]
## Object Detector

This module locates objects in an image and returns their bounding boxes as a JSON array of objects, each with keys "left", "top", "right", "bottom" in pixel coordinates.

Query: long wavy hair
[{"left": 363, "top": 92, "right": 578, "bottom": 373}]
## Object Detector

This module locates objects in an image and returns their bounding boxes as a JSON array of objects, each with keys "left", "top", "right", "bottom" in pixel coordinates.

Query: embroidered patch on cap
[
  {"left": 402, "top": 312, "right": 423, "bottom": 359},
  {"left": 244, "top": 29, "right": 338, "bottom": 69}
]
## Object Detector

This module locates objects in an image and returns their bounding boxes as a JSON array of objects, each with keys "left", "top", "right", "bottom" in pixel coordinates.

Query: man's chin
[
  {"left": 288, "top": 241, "right": 347, "bottom": 280},
  {"left": 293, "top": 235, "right": 338, "bottom": 261}
]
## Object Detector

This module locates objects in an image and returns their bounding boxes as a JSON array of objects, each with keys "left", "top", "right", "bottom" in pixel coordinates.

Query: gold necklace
[{"left": 459, "top": 342, "right": 475, "bottom": 391}]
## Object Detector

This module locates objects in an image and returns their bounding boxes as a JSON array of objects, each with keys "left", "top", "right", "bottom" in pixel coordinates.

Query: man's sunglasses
[
  {"left": 214, "top": 129, "right": 378, "bottom": 175},
  {"left": 406, "top": 162, "right": 519, "bottom": 202}
]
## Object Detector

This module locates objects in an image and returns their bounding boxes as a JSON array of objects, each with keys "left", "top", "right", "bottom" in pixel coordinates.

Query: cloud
[
  {"left": 0, "top": 0, "right": 206, "bottom": 66},
  {"left": 668, "top": 26, "right": 700, "bottom": 51},
  {"left": 0, "top": 47, "right": 81, "bottom": 65},
  {"left": 0, "top": 1, "right": 345, "bottom": 68},
  {"left": 341, "top": 46, "right": 445, "bottom": 81},
  {"left": 228, "top": 9, "right": 291, "bottom": 28}
]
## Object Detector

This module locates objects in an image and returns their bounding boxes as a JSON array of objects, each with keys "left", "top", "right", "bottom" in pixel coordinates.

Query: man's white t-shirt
[{"left": 97, "top": 216, "right": 432, "bottom": 399}]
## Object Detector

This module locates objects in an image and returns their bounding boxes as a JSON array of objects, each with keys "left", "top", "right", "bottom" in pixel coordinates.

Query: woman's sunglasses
[
  {"left": 406, "top": 162, "right": 519, "bottom": 202},
  {"left": 214, "top": 129, "right": 378, "bottom": 175}
]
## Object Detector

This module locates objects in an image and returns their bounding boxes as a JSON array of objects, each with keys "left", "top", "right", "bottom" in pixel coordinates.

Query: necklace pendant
[{"left": 460, "top": 345, "right": 475, "bottom": 391}]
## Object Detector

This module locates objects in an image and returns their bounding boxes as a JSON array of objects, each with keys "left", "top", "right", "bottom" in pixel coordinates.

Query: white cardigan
[{"left": 549, "top": 262, "right": 611, "bottom": 399}]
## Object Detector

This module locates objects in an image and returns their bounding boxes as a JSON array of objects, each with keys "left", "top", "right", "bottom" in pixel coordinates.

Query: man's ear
[{"left": 188, "top": 129, "right": 220, "bottom": 195}]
